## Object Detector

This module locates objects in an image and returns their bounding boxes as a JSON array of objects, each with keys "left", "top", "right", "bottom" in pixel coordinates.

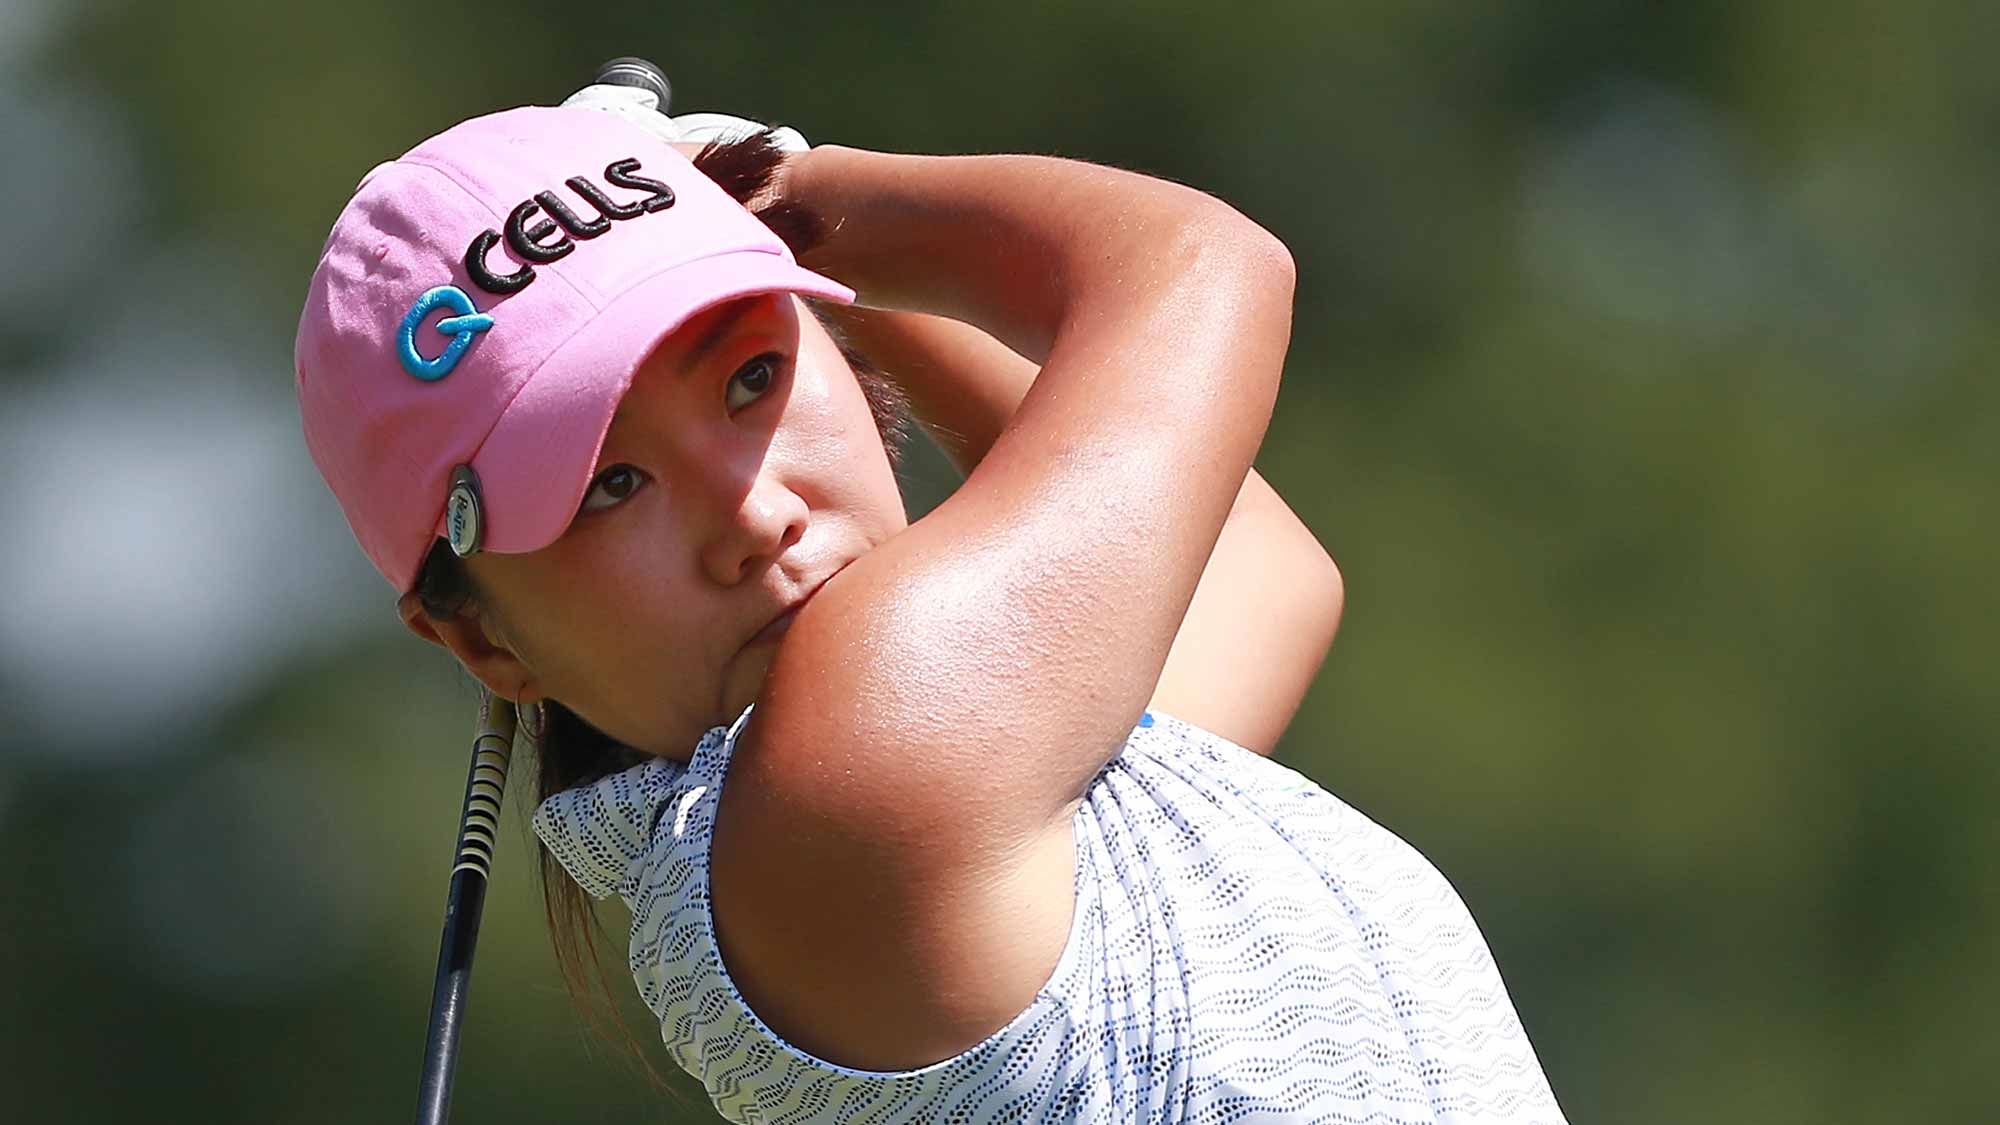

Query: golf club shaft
[
  {"left": 414, "top": 691, "right": 516, "bottom": 1125},
  {"left": 411, "top": 58, "right": 667, "bottom": 1124}
]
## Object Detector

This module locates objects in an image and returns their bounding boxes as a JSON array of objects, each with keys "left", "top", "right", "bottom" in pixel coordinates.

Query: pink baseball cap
[{"left": 295, "top": 105, "right": 853, "bottom": 592}]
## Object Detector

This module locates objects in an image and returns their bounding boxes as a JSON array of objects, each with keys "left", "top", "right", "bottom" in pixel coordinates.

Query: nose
[{"left": 701, "top": 471, "right": 809, "bottom": 586}]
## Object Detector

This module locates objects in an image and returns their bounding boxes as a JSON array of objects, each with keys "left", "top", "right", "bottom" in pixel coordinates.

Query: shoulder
[
  {"left": 706, "top": 694, "right": 1085, "bottom": 1072},
  {"left": 690, "top": 486, "right": 1169, "bottom": 1068}
]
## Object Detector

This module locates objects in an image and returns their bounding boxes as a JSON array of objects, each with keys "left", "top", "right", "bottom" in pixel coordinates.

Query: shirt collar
[
  {"left": 529, "top": 757, "right": 686, "bottom": 899},
  {"left": 527, "top": 706, "right": 752, "bottom": 899}
]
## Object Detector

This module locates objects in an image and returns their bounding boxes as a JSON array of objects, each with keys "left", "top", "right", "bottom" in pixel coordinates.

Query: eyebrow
[
  {"left": 611, "top": 298, "right": 763, "bottom": 427},
  {"left": 682, "top": 298, "right": 764, "bottom": 377}
]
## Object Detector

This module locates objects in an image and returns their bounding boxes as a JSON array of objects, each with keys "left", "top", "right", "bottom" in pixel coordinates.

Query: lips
[
  {"left": 745, "top": 569, "right": 837, "bottom": 648},
  {"left": 747, "top": 606, "right": 798, "bottom": 646}
]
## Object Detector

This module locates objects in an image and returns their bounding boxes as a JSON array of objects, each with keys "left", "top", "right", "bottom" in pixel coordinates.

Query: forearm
[
  {"left": 784, "top": 146, "right": 1283, "bottom": 368},
  {"left": 782, "top": 145, "right": 1292, "bottom": 551}
]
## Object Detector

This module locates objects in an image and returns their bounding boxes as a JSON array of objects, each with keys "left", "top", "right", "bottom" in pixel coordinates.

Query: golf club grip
[
  {"left": 593, "top": 56, "right": 672, "bottom": 114},
  {"left": 414, "top": 692, "right": 517, "bottom": 1125}
]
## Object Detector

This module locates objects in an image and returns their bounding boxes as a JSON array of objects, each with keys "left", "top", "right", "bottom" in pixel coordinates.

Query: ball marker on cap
[{"left": 446, "top": 465, "right": 485, "bottom": 558}]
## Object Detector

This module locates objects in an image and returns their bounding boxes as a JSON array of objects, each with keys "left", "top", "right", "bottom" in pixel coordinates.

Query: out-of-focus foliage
[{"left": 2, "top": 1, "right": 1993, "bottom": 1121}]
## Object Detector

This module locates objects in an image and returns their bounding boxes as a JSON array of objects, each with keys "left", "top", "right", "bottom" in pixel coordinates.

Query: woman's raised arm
[
  {"left": 823, "top": 306, "right": 1343, "bottom": 756},
  {"left": 763, "top": 145, "right": 1295, "bottom": 777},
  {"left": 712, "top": 147, "right": 1296, "bottom": 1068}
]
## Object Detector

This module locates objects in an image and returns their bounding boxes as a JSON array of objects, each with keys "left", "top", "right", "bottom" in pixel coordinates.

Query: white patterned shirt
[{"left": 532, "top": 708, "right": 1568, "bottom": 1123}]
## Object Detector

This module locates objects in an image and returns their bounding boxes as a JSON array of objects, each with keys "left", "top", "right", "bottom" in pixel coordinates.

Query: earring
[{"left": 519, "top": 698, "right": 550, "bottom": 743}]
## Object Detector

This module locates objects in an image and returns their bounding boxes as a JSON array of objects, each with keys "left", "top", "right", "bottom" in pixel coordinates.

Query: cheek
[
  {"left": 489, "top": 534, "right": 699, "bottom": 696},
  {"left": 785, "top": 359, "right": 905, "bottom": 528},
  {"left": 491, "top": 570, "right": 619, "bottom": 685}
]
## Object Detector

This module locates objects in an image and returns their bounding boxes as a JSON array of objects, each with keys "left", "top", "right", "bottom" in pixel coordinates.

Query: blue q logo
[{"left": 396, "top": 285, "right": 495, "bottom": 382}]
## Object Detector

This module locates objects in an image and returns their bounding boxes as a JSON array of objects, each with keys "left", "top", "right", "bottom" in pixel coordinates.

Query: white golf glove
[{"left": 560, "top": 82, "right": 810, "bottom": 153}]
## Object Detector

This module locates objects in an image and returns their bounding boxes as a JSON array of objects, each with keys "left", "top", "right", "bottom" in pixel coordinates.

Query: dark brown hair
[{"left": 409, "top": 131, "right": 909, "bottom": 1070}]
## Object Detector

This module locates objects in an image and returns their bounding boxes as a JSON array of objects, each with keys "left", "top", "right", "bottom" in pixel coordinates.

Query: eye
[
  {"left": 579, "top": 463, "right": 648, "bottom": 513},
  {"left": 725, "top": 352, "right": 783, "bottom": 413}
]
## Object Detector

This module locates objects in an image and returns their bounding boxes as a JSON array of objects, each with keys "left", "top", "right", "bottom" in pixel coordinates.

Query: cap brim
[{"left": 453, "top": 249, "right": 854, "bottom": 556}]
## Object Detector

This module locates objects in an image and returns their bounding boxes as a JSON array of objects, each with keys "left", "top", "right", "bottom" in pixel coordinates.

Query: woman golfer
[{"left": 295, "top": 86, "right": 1566, "bottom": 1122}]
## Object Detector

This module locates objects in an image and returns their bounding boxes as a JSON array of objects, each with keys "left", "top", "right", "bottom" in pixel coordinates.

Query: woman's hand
[
  {"left": 560, "top": 80, "right": 810, "bottom": 152},
  {"left": 559, "top": 80, "right": 799, "bottom": 200}
]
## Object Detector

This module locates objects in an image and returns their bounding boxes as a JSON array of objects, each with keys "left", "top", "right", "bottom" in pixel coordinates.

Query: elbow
[
  {"left": 1241, "top": 223, "right": 1296, "bottom": 305},
  {"left": 1291, "top": 510, "right": 1344, "bottom": 659},
  {"left": 1155, "top": 183, "right": 1293, "bottom": 281},
  {"left": 1180, "top": 206, "right": 1296, "bottom": 304},
  {"left": 1316, "top": 547, "right": 1345, "bottom": 649},
  {"left": 1159, "top": 208, "right": 1295, "bottom": 407},
  {"left": 1274, "top": 516, "right": 1341, "bottom": 660},
  {"left": 1206, "top": 208, "right": 1296, "bottom": 354},
  {"left": 1214, "top": 199, "right": 1297, "bottom": 302}
]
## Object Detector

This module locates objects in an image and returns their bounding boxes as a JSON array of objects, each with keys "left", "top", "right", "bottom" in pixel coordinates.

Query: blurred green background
[{"left": 2, "top": 1, "right": 1993, "bottom": 1121}]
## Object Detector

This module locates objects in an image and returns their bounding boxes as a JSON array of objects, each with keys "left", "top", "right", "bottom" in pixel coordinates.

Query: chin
[{"left": 720, "top": 645, "right": 778, "bottom": 724}]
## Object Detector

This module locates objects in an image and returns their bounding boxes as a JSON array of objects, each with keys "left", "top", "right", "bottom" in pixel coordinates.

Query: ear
[{"left": 397, "top": 591, "right": 545, "bottom": 705}]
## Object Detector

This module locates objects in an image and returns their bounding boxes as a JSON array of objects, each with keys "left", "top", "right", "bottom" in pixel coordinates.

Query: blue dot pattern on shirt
[{"left": 531, "top": 710, "right": 1568, "bottom": 1123}]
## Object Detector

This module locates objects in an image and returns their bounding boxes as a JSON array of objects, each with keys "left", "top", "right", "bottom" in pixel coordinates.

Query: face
[{"left": 457, "top": 294, "right": 906, "bottom": 758}]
